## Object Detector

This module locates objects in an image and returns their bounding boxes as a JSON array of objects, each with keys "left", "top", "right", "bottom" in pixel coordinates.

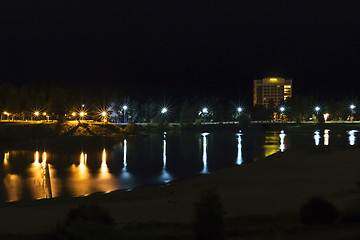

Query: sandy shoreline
[{"left": 1, "top": 147, "right": 360, "bottom": 235}]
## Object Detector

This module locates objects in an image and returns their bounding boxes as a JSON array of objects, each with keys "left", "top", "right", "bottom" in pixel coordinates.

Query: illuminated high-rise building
[{"left": 253, "top": 77, "right": 292, "bottom": 108}]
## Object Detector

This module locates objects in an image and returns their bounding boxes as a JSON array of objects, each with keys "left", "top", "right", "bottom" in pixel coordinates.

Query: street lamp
[
  {"left": 202, "top": 108, "right": 208, "bottom": 114},
  {"left": 315, "top": 106, "right": 321, "bottom": 113},
  {"left": 161, "top": 107, "right": 168, "bottom": 114},
  {"left": 123, "top": 105, "right": 128, "bottom": 123},
  {"left": 350, "top": 104, "right": 356, "bottom": 121},
  {"left": 237, "top": 107, "right": 243, "bottom": 113},
  {"left": 280, "top": 107, "right": 285, "bottom": 113}
]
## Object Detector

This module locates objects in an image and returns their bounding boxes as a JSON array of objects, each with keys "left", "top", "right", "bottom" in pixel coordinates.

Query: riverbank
[{"left": 1, "top": 146, "right": 360, "bottom": 239}]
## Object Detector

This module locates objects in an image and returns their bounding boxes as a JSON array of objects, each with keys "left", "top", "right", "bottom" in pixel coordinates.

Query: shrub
[
  {"left": 193, "top": 189, "right": 225, "bottom": 240},
  {"left": 124, "top": 123, "right": 139, "bottom": 134},
  {"left": 300, "top": 197, "right": 339, "bottom": 225},
  {"left": 56, "top": 205, "right": 118, "bottom": 240}
]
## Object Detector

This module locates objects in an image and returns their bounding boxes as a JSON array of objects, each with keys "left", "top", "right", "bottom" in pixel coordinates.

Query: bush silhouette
[
  {"left": 300, "top": 197, "right": 339, "bottom": 225},
  {"left": 56, "top": 205, "right": 118, "bottom": 240},
  {"left": 193, "top": 189, "right": 225, "bottom": 240}
]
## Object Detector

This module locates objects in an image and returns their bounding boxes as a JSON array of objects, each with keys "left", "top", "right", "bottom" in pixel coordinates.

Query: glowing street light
[
  {"left": 34, "top": 111, "right": 40, "bottom": 116},
  {"left": 315, "top": 106, "right": 321, "bottom": 113},
  {"left": 280, "top": 107, "right": 285, "bottom": 113},
  {"left": 323, "top": 113, "right": 330, "bottom": 121},
  {"left": 161, "top": 107, "right": 168, "bottom": 114},
  {"left": 350, "top": 104, "right": 356, "bottom": 110},
  {"left": 202, "top": 108, "right": 208, "bottom": 114},
  {"left": 237, "top": 107, "right": 243, "bottom": 113},
  {"left": 79, "top": 111, "right": 85, "bottom": 117},
  {"left": 72, "top": 112, "right": 76, "bottom": 117},
  {"left": 123, "top": 105, "right": 128, "bottom": 123},
  {"left": 101, "top": 111, "right": 107, "bottom": 117},
  {"left": 42, "top": 112, "right": 47, "bottom": 116}
]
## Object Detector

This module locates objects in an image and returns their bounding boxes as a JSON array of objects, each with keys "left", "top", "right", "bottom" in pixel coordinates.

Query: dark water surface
[{"left": 0, "top": 127, "right": 358, "bottom": 202}]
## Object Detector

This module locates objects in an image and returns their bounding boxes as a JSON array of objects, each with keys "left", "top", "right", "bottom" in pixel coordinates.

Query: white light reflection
[
  {"left": 201, "top": 132, "right": 209, "bottom": 174},
  {"left": 123, "top": 139, "right": 127, "bottom": 169},
  {"left": 314, "top": 130, "right": 320, "bottom": 146},
  {"left": 279, "top": 130, "right": 286, "bottom": 152},
  {"left": 324, "top": 129, "right": 330, "bottom": 146},
  {"left": 348, "top": 130, "right": 358, "bottom": 146},
  {"left": 236, "top": 131, "right": 243, "bottom": 165},
  {"left": 160, "top": 132, "right": 172, "bottom": 183},
  {"left": 163, "top": 132, "right": 167, "bottom": 168}
]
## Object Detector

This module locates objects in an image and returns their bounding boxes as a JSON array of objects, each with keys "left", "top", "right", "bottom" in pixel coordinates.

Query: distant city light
[
  {"left": 161, "top": 107, "right": 168, "bottom": 114},
  {"left": 315, "top": 106, "right": 321, "bottom": 112},
  {"left": 323, "top": 113, "right": 330, "bottom": 121},
  {"left": 42, "top": 112, "right": 47, "bottom": 116},
  {"left": 72, "top": 112, "right": 76, "bottom": 117},
  {"left": 123, "top": 105, "right": 128, "bottom": 111},
  {"left": 280, "top": 107, "right": 285, "bottom": 112},
  {"left": 350, "top": 104, "right": 356, "bottom": 110},
  {"left": 79, "top": 111, "right": 85, "bottom": 117},
  {"left": 34, "top": 111, "right": 40, "bottom": 116},
  {"left": 101, "top": 111, "right": 107, "bottom": 117},
  {"left": 237, "top": 107, "right": 243, "bottom": 113},
  {"left": 202, "top": 108, "right": 208, "bottom": 114}
]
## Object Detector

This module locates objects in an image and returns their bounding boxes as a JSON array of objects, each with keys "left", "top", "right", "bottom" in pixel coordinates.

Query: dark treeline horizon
[{"left": 0, "top": 81, "right": 357, "bottom": 124}]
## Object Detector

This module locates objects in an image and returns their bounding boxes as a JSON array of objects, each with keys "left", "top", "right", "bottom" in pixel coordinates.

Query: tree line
[{"left": 0, "top": 82, "right": 356, "bottom": 124}]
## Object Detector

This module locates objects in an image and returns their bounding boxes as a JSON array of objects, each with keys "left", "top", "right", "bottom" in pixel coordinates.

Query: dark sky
[{"left": 1, "top": 0, "right": 360, "bottom": 100}]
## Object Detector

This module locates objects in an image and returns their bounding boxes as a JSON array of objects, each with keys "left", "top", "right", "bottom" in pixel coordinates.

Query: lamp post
[
  {"left": 279, "top": 107, "right": 285, "bottom": 121},
  {"left": 123, "top": 105, "right": 128, "bottom": 124},
  {"left": 350, "top": 104, "right": 356, "bottom": 121}
]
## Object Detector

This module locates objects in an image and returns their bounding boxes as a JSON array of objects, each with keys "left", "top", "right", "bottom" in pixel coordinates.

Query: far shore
[{"left": 1, "top": 146, "right": 360, "bottom": 239}]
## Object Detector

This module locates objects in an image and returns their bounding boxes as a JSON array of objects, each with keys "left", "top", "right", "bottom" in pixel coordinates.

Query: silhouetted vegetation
[
  {"left": 193, "top": 189, "right": 225, "bottom": 240},
  {"left": 55, "top": 205, "right": 119, "bottom": 240},
  {"left": 300, "top": 197, "right": 339, "bottom": 225}
]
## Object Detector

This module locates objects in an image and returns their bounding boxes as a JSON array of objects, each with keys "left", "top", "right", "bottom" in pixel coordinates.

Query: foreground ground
[{"left": 1, "top": 145, "right": 360, "bottom": 239}]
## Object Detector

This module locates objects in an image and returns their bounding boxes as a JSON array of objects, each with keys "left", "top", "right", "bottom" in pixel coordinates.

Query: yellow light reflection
[
  {"left": 79, "top": 152, "right": 88, "bottom": 179},
  {"left": 42, "top": 152, "right": 47, "bottom": 169},
  {"left": 29, "top": 151, "right": 53, "bottom": 199},
  {"left": 34, "top": 151, "right": 40, "bottom": 166},
  {"left": 4, "top": 174, "right": 22, "bottom": 202},
  {"left": 4, "top": 152, "right": 9, "bottom": 165},
  {"left": 324, "top": 129, "right": 330, "bottom": 146},
  {"left": 264, "top": 131, "right": 280, "bottom": 157},
  {"left": 100, "top": 149, "right": 109, "bottom": 178}
]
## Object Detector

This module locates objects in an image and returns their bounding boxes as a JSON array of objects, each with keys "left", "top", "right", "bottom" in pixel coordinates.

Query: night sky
[{"left": 1, "top": 0, "right": 360, "bottom": 100}]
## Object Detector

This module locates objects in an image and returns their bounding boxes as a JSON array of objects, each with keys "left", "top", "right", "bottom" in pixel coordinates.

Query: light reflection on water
[
  {"left": 201, "top": 132, "right": 209, "bottom": 174},
  {"left": 348, "top": 130, "right": 358, "bottom": 146},
  {"left": 314, "top": 130, "right": 320, "bottom": 146},
  {"left": 324, "top": 129, "right": 330, "bottom": 146},
  {"left": 236, "top": 132, "right": 243, "bottom": 165},
  {"left": 4, "top": 127, "right": 358, "bottom": 202},
  {"left": 279, "top": 130, "right": 286, "bottom": 152}
]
